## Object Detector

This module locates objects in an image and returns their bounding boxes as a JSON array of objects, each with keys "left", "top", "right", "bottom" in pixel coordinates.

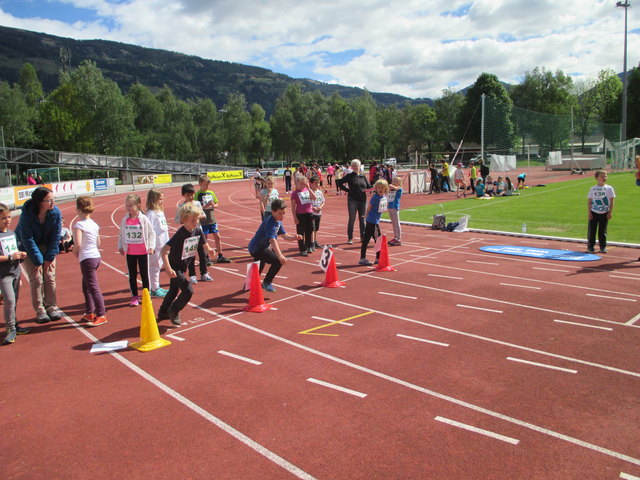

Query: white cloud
[{"left": 0, "top": 0, "right": 638, "bottom": 100}]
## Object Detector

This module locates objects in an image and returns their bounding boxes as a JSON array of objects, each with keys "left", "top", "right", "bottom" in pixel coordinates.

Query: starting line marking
[
  {"left": 466, "top": 260, "right": 499, "bottom": 265},
  {"left": 166, "top": 334, "right": 185, "bottom": 341},
  {"left": 218, "top": 350, "right": 262, "bottom": 365},
  {"left": 621, "top": 472, "right": 640, "bottom": 480},
  {"left": 586, "top": 293, "right": 636, "bottom": 302},
  {"left": 554, "top": 320, "right": 613, "bottom": 331},
  {"left": 610, "top": 275, "right": 640, "bottom": 281},
  {"left": 311, "top": 316, "right": 353, "bottom": 327},
  {"left": 428, "top": 273, "right": 464, "bottom": 280},
  {"left": 507, "top": 357, "right": 578, "bottom": 374},
  {"left": 626, "top": 313, "right": 640, "bottom": 326},
  {"left": 299, "top": 311, "right": 373, "bottom": 336},
  {"left": 434, "top": 416, "right": 519, "bottom": 445},
  {"left": 456, "top": 304, "right": 503, "bottom": 314},
  {"left": 307, "top": 378, "right": 367, "bottom": 398},
  {"left": 533, "top": 267, "right": 570, "bottom": 273},
  {"left": 500, "top": 283, "right": 541, "bottom": 290},
  {"left": 378, "top": 291, "right": 417, "bottom": 300},
  {"left": 396, "top": 334, "right": 449, "bottom": 347}
]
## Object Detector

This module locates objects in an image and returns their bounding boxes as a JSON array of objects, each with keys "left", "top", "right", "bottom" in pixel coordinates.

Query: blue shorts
[{"left": 201, "top": 223, "right": 219, "bottom": 235}]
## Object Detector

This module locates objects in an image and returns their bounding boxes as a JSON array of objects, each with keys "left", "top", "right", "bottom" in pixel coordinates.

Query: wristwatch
[{"left": 7, "top": 252, "right": 12, "bottom": 261}]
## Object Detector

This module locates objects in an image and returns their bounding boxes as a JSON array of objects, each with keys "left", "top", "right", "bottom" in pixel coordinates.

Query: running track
[{"left": 2, "top": 174, "right": 640, "bottom": 479}]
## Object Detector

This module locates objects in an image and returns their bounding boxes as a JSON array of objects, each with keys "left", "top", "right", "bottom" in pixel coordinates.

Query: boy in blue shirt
[{"left": 359, "top": 179, "right": 389, "bottom": 266}]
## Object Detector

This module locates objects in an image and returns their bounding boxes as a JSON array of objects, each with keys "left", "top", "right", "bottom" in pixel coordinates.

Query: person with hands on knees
[
  {"left": 15, "top": 186, "right": 63, "bottom": 324},
  {"left": 248, "top": 199, "right": 302, "bottom": 293},
  {"left": 0, "top": 203, "right": 30, "bottom": 344},
  {"left": 158, "top": 203, "right": 214, "bottom": 326}
]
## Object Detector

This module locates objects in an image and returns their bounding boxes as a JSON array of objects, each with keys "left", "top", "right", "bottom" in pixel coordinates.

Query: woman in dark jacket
[
  {"left": 336, "top": 159, "right": 371, "bottom": 244},
  {"left": 16, "top": 187, "right": 63, "bottom": 324}
]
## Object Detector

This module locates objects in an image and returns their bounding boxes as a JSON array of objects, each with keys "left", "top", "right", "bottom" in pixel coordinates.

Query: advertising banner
[
  {"left": 14, "top": 184, "right": 53, "bottom": 207},
  {"left": 94, "top": 178, "right": 109, "bottom": 191},
  {"left": 154, "top": 174, "right": 172, "bottom": 184},
  {"left": 207, "top": 170, "right": 244, "bottom": 181}
]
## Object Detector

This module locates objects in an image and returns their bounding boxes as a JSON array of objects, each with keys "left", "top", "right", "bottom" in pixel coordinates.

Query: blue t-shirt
[
  {"left": 475, "top": 183, "right": 485, "bottom": 196},
  {"left": 248, "top": 215, "right": 286, "bottom": 254},
  {"left": 518, "top": 173, "right": 526, "bottom": 181},
  {"left": 366, "top": 193, "right": 387, "bottom": 224},
  {"left": 388, "top": 188, "right": 403, "bottom": 210}
]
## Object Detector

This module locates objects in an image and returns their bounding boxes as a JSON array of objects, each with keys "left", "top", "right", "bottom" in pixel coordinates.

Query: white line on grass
[
  {"left": 553, "top": 320, "right": 613, "bottom": 331},
  {"left": 396, "top": 334, "right": 449, "bottom": 347},
  {"left": 500, "top": 283, "right": 542, "bottom": 290},
  {"left": 457, "top": 304, "right": 503, "bottom": 314},
  {"left": 586, "top": 293, "right": 636, "bottom": 302},
  {"left": 434, "top": 416, "right": 519, "bottom": 445},
  {"left": 379, "top": 291, "right": 417, "bottom": 300},
  {"left": 306, "top": 378, "right": 367, "bottom": 398},
  {"left": 218, "top": 350, "right": 263, "bottom": 365},
  {"left": 506, "top": 357, "right": 578, "bottom": 374}
]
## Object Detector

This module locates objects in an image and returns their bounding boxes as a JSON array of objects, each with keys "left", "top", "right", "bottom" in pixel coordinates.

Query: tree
[
  {"left": 17, "top": 63, "right": 44, "bottom": 108},
  {"left": 627, "top": 64, "right": 640, "bottom": 139},
  {"left": 156, "top": 85, "right": 194, "bottom": 161},
  {"left": 434, "top": 88, "right": 464, "bottom": 147},
  {"left": 401, "top": 103, "right": 436, "bottom": 164},
  {"left": 326, "top": 93, "right": 355, "bottom": 161},
  {"left": 0, "top": 81, "right": 39, "bottom": 147},
  {"left": 248, "top": 103, "right": 271, "bottom": 163},
  {"left": 222, "top": 93, "right": 251, "bottom": 164},
  {"left": 270, "top": 84, "right": 305, "bottom": 162},
  {"left": 376, "top": 105, "right": 402, "bottom": 159},
  {"left": 190, "top": 98, "right": 223, "bottom": 163}
]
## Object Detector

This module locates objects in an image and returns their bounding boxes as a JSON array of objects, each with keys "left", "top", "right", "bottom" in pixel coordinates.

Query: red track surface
[{"left": 3, "top": 169, "right": 640, "bottom": 479}]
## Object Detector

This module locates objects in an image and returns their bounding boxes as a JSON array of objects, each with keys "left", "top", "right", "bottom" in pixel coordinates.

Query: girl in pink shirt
[{"left": 290, "top": 177, "right": 316, "bottom": 256}]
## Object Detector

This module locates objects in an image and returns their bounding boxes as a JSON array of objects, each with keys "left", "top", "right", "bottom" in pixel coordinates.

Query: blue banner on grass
[{"left": 479, "top": 245, "right": 600, "bottom": 261}]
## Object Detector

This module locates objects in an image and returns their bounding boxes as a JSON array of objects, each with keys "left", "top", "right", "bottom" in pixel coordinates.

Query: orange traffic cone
[
  {"left": 376, "top": 235, "right": 395, "bottom": 272},
  {"left": 131, "top": 288, "right": 171, "bottom": 352},
  {"left": 243, "top": 263, "right": 272, "bottom": 312},
  {"left": 321, "top": 251, "right": 346, "bottom": 288}
]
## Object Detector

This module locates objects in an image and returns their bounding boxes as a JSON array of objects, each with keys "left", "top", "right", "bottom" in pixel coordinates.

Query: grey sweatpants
[{"left": 0, "top": 274, "right": 20, "bottom": 330}]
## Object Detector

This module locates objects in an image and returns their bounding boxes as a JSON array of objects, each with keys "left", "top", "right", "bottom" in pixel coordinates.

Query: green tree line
[{"left": 1, "top": 60, "right": 637, "bottom": 166}]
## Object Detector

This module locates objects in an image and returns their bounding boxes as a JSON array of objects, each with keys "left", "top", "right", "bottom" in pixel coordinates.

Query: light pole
[{"left": 616, "top": 0, "right": 630, "bottom": 142}]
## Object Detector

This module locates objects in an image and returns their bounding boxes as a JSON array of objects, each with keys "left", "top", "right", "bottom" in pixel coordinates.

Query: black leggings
[
  {"left": 360, "top": 222, "right": 381, "bottom": 260},
  {"left": 126, "top": 254, "right": 149, "bottom": 296},
  {"left": 188, "top": 242, "right": 208, "bottom": 276},
  {"left": 158, "top": 270, "right": 193, "bottom": 316},
  {"left": 251, "top": 247, "right": 283, "bottom": 285},
  {"left": 296, "top": 213, "right": 314, "bottom": 252}
]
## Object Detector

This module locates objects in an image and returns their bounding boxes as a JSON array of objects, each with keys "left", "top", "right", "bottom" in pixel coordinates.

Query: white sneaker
[
  {"left": 189, "top": 275, "right": 198, "bottom": 284},
  {"left": 200, "top": 273, "right": 213, "bottom": 282}
]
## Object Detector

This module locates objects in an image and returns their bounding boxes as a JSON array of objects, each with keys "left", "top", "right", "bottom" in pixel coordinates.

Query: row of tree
[{"left": 1, "top": 60, "right": 638, "bottom": 165}]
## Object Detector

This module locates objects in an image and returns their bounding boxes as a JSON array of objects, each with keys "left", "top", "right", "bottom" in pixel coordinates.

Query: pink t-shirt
[
  {"left": 292, "top": 188, "right": 313, "bottom": 214},
  {"left": 327, "top": 166, "right": 335, "bottom": 175},
  {"left": 125, "top": 216, "right": 147, "bottom": 255}
]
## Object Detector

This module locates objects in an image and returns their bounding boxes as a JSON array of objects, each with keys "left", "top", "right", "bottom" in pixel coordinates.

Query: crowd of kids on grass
[{"left": 2, "top": 160, "right": 632, "bottom": 344}]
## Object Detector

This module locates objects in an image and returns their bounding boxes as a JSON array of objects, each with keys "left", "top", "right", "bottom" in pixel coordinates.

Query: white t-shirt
[
  {"left": 312, "top": 189, "right": 324, "bottom": 215},
  {"left": 75, "top": 218, "right": 101, "bottom": 262},
  {"left": 146, "top": 209, "right": 170, "bottom": 248},
  {"left": 588, "top": 184, "right": 616, "bottom": 214}
]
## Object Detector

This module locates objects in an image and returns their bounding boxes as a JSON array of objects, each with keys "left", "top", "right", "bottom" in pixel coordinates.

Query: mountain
[{"left": 0, "top": 25, "right": 432, "bottom": 115}]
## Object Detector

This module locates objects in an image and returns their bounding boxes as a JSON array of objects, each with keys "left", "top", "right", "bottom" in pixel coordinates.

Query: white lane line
[
  {"left": 306, "top": 378, "right": 367, "bottom": 398},
  {"left": 507, "top": 357, "right": 578, "bottom": 374},
  {"left": 218, "top": 350, "right": 262, "bottom": 365},
  {"left": 166, "top": 334, "right": 186, "bottom": 341},
  {"left": 621, "top": 472, "right": 640, "bottom": 479},
  {"left": 533, "top": 267, "right": 570, "bottom": 273},
  {"left": 311, "top": 316, "right": 353, "bottom": 326},
  {"left": 379, "top": 291, "right": 418, "bottom": 300},
  {"left": 396, "top": 334, "right": 449, "bottom": 347},
  {"left": 500, "top": 283, "right": 541, "bottom": 290},
  {"left": 554, "top": 320, "right": 613, "bottom": 331},
  {"left": 457, "top": 304, "right": 503, "bottom": 314},
  {"left": 586, "top": 293, "right": 636, "bottom": 302},
  {"left": 428, "top": 274, "right": 464, "bottom": 280},
  {"left": 434, "top": 416, "right": 519, "bottom": 445},
  {"left": 466, "top": 260, "right": 499, "bottom": 265},
  {"left": 610, "top": 275, "right": 640, "bottom": 281},
  {"left": 61, "top": 316, "right": 316, "bottom": 480},
  {"left": 626, "top": 313, "right": 640, "bottom": 326}
]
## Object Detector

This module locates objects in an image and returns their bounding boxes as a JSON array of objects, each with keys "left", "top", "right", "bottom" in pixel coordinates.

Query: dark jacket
[
  {"left": 15, "top": 199, "right": 62, "bottom": 266},
  {"left": 336, "top": 172, "right": 370, "bottom": 202}
]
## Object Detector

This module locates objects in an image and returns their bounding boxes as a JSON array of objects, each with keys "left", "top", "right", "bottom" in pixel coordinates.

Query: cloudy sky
[{"left": 1, "top": 0, "right": 638, "bottom": 99}]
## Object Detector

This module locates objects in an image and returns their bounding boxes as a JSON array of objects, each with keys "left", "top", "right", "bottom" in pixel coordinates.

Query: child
[
  {"left": 158, "top": 203, "right": 214, "bottom": 325},
  {"left": 59, "top": 218, "right": 73, "bottom": 253},
  {"left": 359, "top": 179, "right": 389, "bottom": 266},
  {"left": 0, "top": 203, "right": 30, "bottom": 344},
  {"left": 387, "top": 177, "right": 404, "bottom": 246},
  {"left": 291, "top": 176, "right": 316, "bottom": 256},
  {"left": 517, "top": 172, "right": 527, "bottom": 189},
  {"left": 283, "top": 165, "right": 293, "bottom": 194},
  {"left": 309, "top": 176, "right": 325, "bottom": 248},
  {"left": 145, "top": 189, "right": 170, "bottom": 298},
  {"left": 175, "top": 183, "right": 210, "bottom": 283},
  {"left": 502, "top": 177, "right": 516, "bottom": 196},
  {"left": 475, "top": 178, "right": 486, "bottom": 197},
  {"left": 454, "top": 162, "right": 466, "bottom": 198},
  {"left": 74, "top": 196, "right": 107, "bottom": 326},
  {"left": 118, "top": 193, "right": 155, "bottom": 307},
  {"left": 260, "top": 176, "right": 280, "bottom": 220},
  {"left": 484, "top": 175, "right": 495, "bottom": 196},
  {"left": 196, "top": 175, "right": 231, "bottom": 265},
  {"left": 587, "top": 170, "right": 615, "bottom": 254},
  {"left": 248, "top": 199, "right": 302, "bottom": 292},
  {"left": 469, "top": 162, "right": 478, "bottom": 192},
  {"left": 495, "top": 176, "right": 505, "bottom": 195}
]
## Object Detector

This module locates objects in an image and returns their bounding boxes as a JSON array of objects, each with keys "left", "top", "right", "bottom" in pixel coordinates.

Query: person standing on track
[
  {"left": 291, "top": 176, "right": 316, "bottom": 256},
  {"left": 283, "top": 165, "right": 293, "bottom": 193},
  {"left": 587, "top": 170, "right": 615, "bottom": 254},
  {"left": 248, "top": 199, "right": 302, "bottom": 293},
  {"left": 118, "top": 193, "right": 155, "bottom": 307},
  {"left": 309, "top": 176, "right": 325, "bottom": 249},
  {"left": 15, "top": 186, "right": 64, "bottom": 324},
  {"left": 175, "top": 183, "right": 210, "bottom": 283},
  {"left": 359, "top": 179, "right": 389, "bottom": 266},
  {"left": 260, "top": 176, "right": 280, "bottom": 221},
  {"left": 387, "top": 177, "right": 404, "bottom": 246},
  {"left": 336, "top": 159, "right": 371, "bottom": 244},
  {"left": 145, "top": 189, "right": 169, "bottom": 298},
  {"left": 0, "top": 203, "right": 31, "bottom": 344},
  {"left": 196, "top": 175, "right": 232, "bottom": 265},
  {"left": 74, "top": 196, "right": 107, "bottom": 326}
]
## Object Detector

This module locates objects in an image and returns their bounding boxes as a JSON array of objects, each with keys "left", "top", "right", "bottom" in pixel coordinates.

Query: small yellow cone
[{"left": 131, "top": 288, "right": 171, "bottom": 352}]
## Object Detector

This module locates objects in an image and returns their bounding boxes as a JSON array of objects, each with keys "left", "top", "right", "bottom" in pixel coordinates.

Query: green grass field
[{"left": 396, "top": 172, "right": 639, "bottom": 244}]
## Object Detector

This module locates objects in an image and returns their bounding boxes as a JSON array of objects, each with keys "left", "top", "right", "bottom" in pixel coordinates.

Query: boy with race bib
[
  {"left": 359, "top": 179, "right": 389, "bottom": 266},
  {"left": 158, "top": 203, "right": 214, "bottom": 325}
]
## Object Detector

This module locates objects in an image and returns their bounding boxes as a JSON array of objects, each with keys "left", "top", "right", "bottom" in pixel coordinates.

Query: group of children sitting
[{"left": 474, "top": 175, "right": 518, "bottom": 198}]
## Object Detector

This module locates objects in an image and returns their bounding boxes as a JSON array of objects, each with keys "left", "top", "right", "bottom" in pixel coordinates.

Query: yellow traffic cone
[{"left": 131, "top": 288, "right": 171, "bottom": 352}]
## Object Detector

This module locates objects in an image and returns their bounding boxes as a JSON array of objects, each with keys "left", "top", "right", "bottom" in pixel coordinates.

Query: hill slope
[{"left": 0, "top": 25, "right": 431, "bottom": 115}]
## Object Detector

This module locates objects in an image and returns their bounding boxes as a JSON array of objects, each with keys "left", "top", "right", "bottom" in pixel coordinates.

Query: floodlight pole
[{"left": 616, "top": 0, "right": 630, "bottom": 142}]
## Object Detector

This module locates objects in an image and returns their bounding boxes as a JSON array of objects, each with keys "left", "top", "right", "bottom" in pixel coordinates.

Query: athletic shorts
[{"left": 201, "top": 223, "right": 219, "bottom": 235}]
